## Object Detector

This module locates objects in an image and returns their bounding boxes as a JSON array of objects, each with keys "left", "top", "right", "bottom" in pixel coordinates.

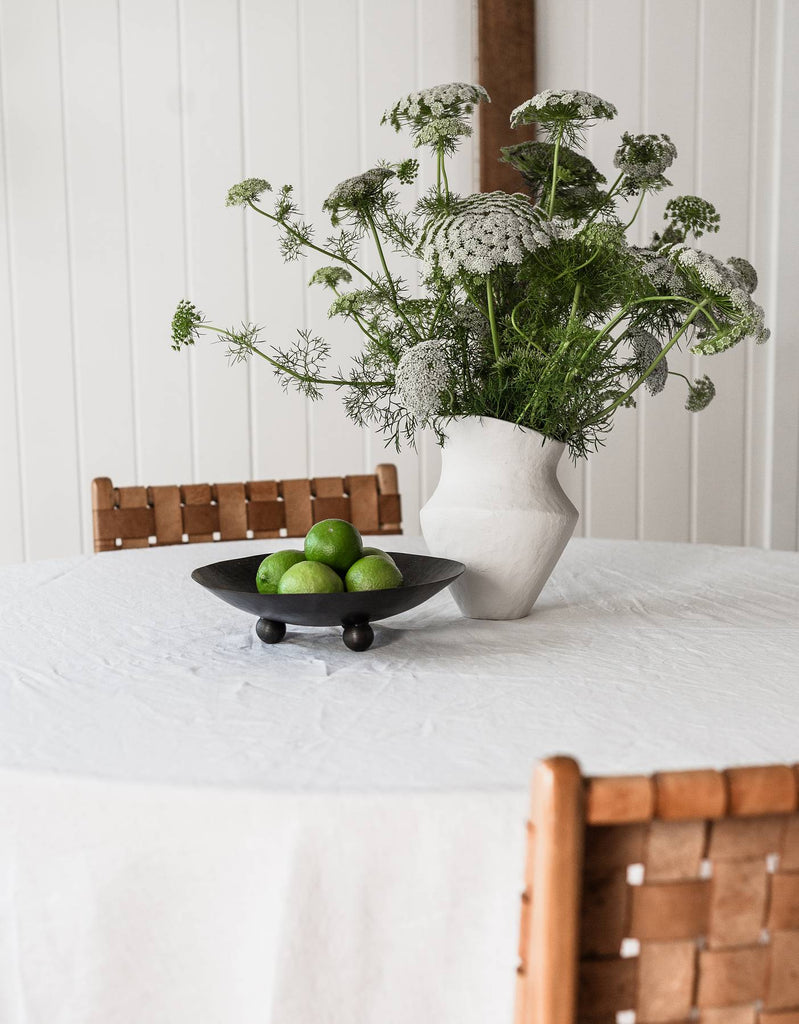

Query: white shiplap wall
[
  {"left": 0, "top": 0, "right": 797, "bottom": 563},
  {"left": 0, "top": 0, "right": 476, "bottom": 563},
  {"left": 540, "top": 0, "right": 799, "bottom": 550}
]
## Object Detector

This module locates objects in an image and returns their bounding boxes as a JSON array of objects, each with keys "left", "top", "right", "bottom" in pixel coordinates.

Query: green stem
[
  {"left": 247, "top": 200, "right": 380, "bottom": 291},
  {"left": 581, "top": 171, "right": 625, "bottom": 230},
  {"left": 486, "top": 275, "right": 500, "bottom": 361},
  {"left": 428, "top": 288, "right": 449, "bottom": 336},
  {"left": 551, "top": 247, "right": 601, "bottom": 284},
  {"left": 585, "top": 300, "right": 710, "bottom": 426},
  {"left": 546, "top": 126, "right": 563, "bottom": 218},
  {"left": 461, "top": 280, "right": 490, "bottom": 319},
  {"left": 623, "top": 191, "right": 646, "bottom": 231},
  {"left": 441, "top": 157, "right": 450, "bottom": 200},
  {"left": 205, "top": 325, "right": 388, "bottom": 388},
  {"left": 568, "top": 282, "right": 582, "bottom": 325},
  {"left": 509, "top": 302, "right": 547, "bottom": 354},
  {"left": 364, "top": 210, "right": 421, "bottom": 344}
]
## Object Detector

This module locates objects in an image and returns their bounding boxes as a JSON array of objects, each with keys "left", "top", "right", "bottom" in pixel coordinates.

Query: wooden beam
[{"left": 478, "top": 0, "right": 536, "bottom": 193}]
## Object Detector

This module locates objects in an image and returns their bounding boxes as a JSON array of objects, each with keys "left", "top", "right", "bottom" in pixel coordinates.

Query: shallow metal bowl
[{"left": 191, "top": 551, "right": 465, "bottom": 651}]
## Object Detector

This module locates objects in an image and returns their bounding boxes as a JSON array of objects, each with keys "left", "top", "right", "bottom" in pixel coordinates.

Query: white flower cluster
[
  {"left": 414, "top": 117, "right": 473, "bottom": 149},
  {"left": 670, "top": 244, "right": 770, "bottom": 350},
  {"left": 614, "top": 133, "right": 677, "bottom": 187},
  {"left": 394, "top": 337, "right": 482, "bottom": 424},
  {"left": 451, "top": 301, "right": 490, "bottom": 342},
  {"left": 727, "top": 256, "right": 758, "bottom": 294},
  {"left": 629, "top": 327, "right": 668, "bottom": 395},
  {"left": 322, "top": 167, "right": 394, "bottom": 222},
  {"left": 510, "top": 89, "right": 617, "bottom": 128},
  {"left": 383, "top": 83, "right": 489, "bottom": 130},
  {"left": 633, "top": 247, "right": 684, "bottom": 294},
  {"left": 685, "top": 375, "right": 716, "bottom": 411},
  {"left": 394, "top": 339, "right": 453, "bottom": 422},
  {"left": 423, "top": 192, "right": 570, "bottom": 277}
]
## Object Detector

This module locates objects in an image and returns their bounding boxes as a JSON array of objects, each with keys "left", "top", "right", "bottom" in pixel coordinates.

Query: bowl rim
[{"left": 191, "top": 549, "right": 465, "bottom": 600}]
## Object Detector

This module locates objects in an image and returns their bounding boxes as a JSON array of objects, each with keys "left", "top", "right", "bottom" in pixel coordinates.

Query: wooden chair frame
[
  {"left": 517, "top": 756, "right": 799, "bottom": 1024},
  {"left": 91, "top": 464, "right": 401, "bottom": 552}
]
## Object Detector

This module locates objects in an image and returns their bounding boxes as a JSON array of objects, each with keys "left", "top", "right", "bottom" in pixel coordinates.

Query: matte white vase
[{"left": 419, "top": 416, "right": 579, "bottom": 620}]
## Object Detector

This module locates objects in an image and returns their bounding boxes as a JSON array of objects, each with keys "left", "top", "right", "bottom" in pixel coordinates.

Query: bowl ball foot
[
  {"left": 256, "top": 618, "right": 286, "bottom": 644},
  {"left": 342, "top": 622, "right": 374, "bottom": 652}
]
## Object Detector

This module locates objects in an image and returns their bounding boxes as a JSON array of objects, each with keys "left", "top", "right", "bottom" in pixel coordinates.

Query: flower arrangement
[{"left": 171, "top": 83, "right": 768, "bottom": 460}]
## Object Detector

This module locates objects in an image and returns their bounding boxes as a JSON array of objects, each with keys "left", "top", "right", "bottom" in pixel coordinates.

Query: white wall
[
  {"left": 0, "top": 0, "right": 797, "bottom": 563},
  {"left": 539, "top": 0, "right": 799, "bottom": 550},
  {"left": 0, "top": 0, "right": 475, "bottom": 563}
]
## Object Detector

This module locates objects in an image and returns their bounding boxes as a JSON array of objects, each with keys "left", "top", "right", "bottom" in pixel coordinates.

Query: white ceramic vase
[{"left": 419, "top": 416, "right": 579, "bottom": 620}]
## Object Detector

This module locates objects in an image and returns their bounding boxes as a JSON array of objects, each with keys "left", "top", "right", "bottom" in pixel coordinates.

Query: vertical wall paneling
[
  {"left": 583, "top": 0, "right": 642, "bottom": 541},
  {"left": 744, "top": 0, "right": 776, "bottom": 549},
  {"left": 415, "top": 0, "right": 477, "bottom": 508},
  {"left": 240, "top": 0, "right": 308, "bottom": 482},
  {"left": 59, "top": 0, "right": 137, "bottom": 553},
  {"left": 0, "top": 0, "right": 796, "bottom": 562},
  {"left": 639, "top": 0, "right": 699, "bottom": 542},
  {"left": 0, "top": 0, "right": 82, "bottom": 560},
  {"left": 118, "top": 0, "right": 194, "bottom": 488},
  {"left": 692, "top": 0, "right": 753, "bottom": 546},
  {"left": 770, "top": 0, "right": 799, "bottom": 550},
  {"left": 533, "top": 0, "right": 589, "bottom": 534},
  {"left": 536, "top": 0, "right": 792, "bottom": 549},
  {"left": 298, "top": 0, "right": 366, "bottom": 479},
  {"left": 0, "top": 6, "right": 24, "bottom": 564},
  {"left": 359, "top": 0, "right": 423, "bottom": 532},
  {"left": 180, "top": 0, "right": 251, "bottom": 484}
]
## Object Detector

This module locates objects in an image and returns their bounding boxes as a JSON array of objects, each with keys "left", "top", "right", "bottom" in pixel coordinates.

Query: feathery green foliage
[{"left": 171, "top": 83, "right": 768, "bottom": 458}]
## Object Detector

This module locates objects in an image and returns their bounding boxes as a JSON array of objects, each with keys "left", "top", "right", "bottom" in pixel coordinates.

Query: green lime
[
  {"left": 304, "top": 519, "right": 363, "bottom": 574},
  {"left": 255, "top": 549, "right": 305, "bottom": 594},
  {"left": 277, "top": 560, "right": 344, "bottom": 595},
  {"left": 345, "top": 554, "right": 403, "bottom": 593},
  {"left": 361, "top": 546, "right": 397, "bottom": 567}
]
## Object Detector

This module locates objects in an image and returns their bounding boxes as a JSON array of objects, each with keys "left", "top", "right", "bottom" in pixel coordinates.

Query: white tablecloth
[{"left": 0, "top": 537, "right": 798, "bottom": 1024}]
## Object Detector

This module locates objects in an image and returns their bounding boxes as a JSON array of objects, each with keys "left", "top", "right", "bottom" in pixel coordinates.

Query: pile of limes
[{"left": 255, "top": 519, "right": 403, "bottom": 595}]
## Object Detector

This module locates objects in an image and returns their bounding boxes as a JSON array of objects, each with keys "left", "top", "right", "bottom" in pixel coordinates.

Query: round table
[{"left": 1, "top": 537, "right": 797, "bottom": 1024}]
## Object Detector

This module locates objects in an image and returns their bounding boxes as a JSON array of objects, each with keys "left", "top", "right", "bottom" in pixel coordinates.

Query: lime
[
  {"left": 345, "top": 554, "right": 403, "bottom": 592},
  {"left": 304, "top": 519, "right": 363, "bottom": 574},
  {"left": 277, "top": 560, "right": 344, "bottom": 595},
  {"left": 255, "top": 549, "right": 305, "bottom": 594},
  {"left": 361, "top": 546, "right": 397, "bottom": 567}
]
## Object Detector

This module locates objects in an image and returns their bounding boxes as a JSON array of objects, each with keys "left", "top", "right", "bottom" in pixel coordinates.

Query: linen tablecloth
[{"left": 0, "top": 536, "right": 797, "bottom": 1023}]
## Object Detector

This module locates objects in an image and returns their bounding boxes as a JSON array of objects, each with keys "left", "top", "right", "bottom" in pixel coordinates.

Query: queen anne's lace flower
[
  {"left": 423, "top": 192, "right": 569, "bottom": 277},
  {"left": 629, "top": 327, "right": 667, "bottom": 395},
  {"left": 394, "top": 339, "right": 454, "bottom": 423},
  {"left": 510, "top": 89, "right": 617, "bottom": 129},
  {"left": 309, "top": 266, "right": 352, "bottom": 290},
  {"left": 633, "top": 246, "right": 684, "bottom": 294},
  {"left": 171, "top": 299, "right": 205, "bottom": 350},
  {"left": 670, "top": 244, "right": 770, "bottom": 350},
  {"left": 500, "top": 141, "right": 606, "bottom": 217},
  {"left": 662, "top": 195, "right": 720, "bottom": 241},
  {"left": 727, "top": 256, "right": 758, "bottom": 294},
  {"left": 614, "top": 133, "right": 677, "bottom": 192},
  {"left": 413, "top": 117, "right": 473, "bottom": 149},
  {"left": 225, "top": 178, "right": 272, "bottom": 207},
  {"left": 394, "top": 337, "right": 484, "bottom": 424},
  {"left": 685, "top": 375, "right": 716, "bottom": 411},
  {"left": 383, "top": 83, "right": 490, "bottom": 132},
  {"left": 322, "top": 167, "right": 395, "bottom": 225}
]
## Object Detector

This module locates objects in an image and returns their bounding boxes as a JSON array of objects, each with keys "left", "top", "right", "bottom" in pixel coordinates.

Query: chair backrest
[
  {"left": 516, "top": 756, "right": 799, "bottom": 1024},
  {"left": 91, "top": 464, "right": 402, "bottom": 552}
]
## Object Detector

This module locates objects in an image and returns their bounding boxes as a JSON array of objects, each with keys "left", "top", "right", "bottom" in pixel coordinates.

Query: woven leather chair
[
  {"left": 516, "top": 756, "right": 799, "bottom": 1024},
  {"left": 91, "top": 464, "right": 401, "bottom": 553}
]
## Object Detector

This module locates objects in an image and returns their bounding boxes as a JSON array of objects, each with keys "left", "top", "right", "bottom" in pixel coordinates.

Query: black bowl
[{"left": 191, "top": 551, "right": 465, "bottom": 651}]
